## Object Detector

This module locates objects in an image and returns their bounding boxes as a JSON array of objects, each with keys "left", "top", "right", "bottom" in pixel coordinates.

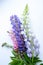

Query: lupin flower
[
  {"left": 2, "top": 4, "right": 43, "bottom": 65},
  {"left": 10, "top": 15, "right": 22, "bottom": 33},
  {"left": 10, "top": 15, "right": 27, "bottom": 55},
  {"left": 26, "top": 35, "right": 40, "bottom": 57},
  {"left": 8, "top": 30, "right": 18, "bottom": 51}
]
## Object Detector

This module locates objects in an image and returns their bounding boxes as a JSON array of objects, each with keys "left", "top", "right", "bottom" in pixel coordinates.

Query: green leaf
[
  {"left": 18, "top": 60, "right": 24, "bottom": 65},
  {"left": 23, "top": 53, "right": 32, "bottom": 65},
  {"left": 23, "top": 53, "right": 42, "bottom": 65},
  {"left": 32, "top": 57, "right": 42, "bottom": 65},
  {"left": 9, "top": 58, "right": 24, "bottom": 65},
  {"left": 2, "top": 42, "right": 13, "bottom": 48},
  {"left": 2, "top": 42, "right": 7, "bottom": 47},
  {"left": 11, "top": 50, "right": 18, "bottom": 56},
  {"left": 40, "top": 63, "right": 43, "bottom": 65},
  {"left": 10, "top": 57, "right": 15, "bottom": 60},
  {"left": 9, "top": 58, "right": 20, "bottom": 65}
]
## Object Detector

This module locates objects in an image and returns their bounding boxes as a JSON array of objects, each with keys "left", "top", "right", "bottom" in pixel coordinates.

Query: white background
[{"left": 0, "top": 0, "right": 43, "bottom": 65}]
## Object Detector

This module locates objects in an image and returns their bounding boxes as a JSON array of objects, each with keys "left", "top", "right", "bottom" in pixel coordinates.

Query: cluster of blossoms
[
  {"left": 26, "top": 35, "right": 40, "bottom": 57},
  {"left": 9, "top": 15, "right": 40, "bottom": 58},
  {"left": 9, "top": 15, "right": 27, "bottom": 57}
]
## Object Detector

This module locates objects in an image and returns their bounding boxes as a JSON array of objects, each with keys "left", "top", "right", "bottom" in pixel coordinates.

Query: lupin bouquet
[{"left": 2, "top": 4, "right": 43, "bottom": 65}]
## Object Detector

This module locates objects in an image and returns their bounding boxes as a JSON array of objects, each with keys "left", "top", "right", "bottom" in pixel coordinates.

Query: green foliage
[
  {"left": 2, "top": 42, "right": 7, "bottom": 47},
  {"left": 9, "top": 50, "right": 43, "bottom": 65},
  {"left": 2, "top": 42, "right": 13, "bottom": 48},
  {"left": 33, "top": 57, "right": 42, "bottom": 64},
  {"left": 24, "top": 53, "right": 32, "bottom": 65},
  {"left": 24, "top": 53, "right": 42, "bottom": 65},
  {"left": 9, "top": 58, "right": 24, "bottom": 65},
  {"left": 40, "top": 63, "right": 43, "bottom": 65},
  {"left": 9, "top": 50, "right": 24, "bottom": 65}
]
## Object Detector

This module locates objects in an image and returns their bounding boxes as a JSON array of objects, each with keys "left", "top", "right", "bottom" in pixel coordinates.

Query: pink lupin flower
[{"left": 8, "top": 30, "right": 18, "bottom": 51}]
